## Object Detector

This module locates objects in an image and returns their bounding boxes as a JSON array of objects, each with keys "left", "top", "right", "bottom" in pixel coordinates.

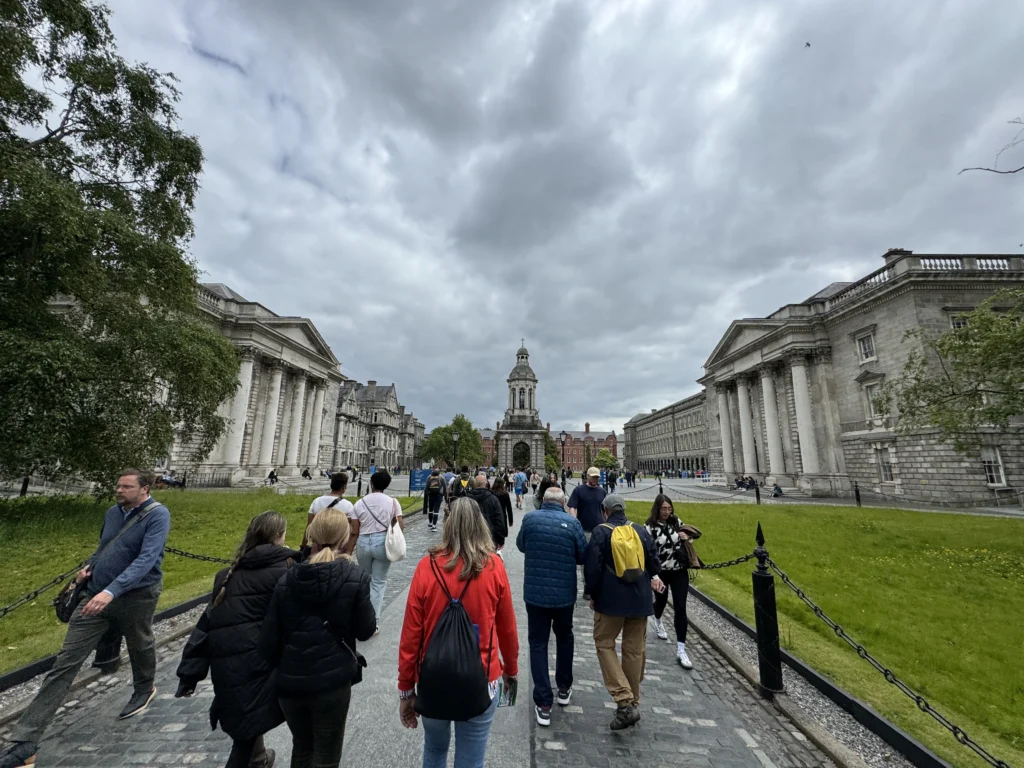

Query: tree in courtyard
[
  {"left": 592, "top": 448, "right": 618, "bottom": 470},
  {"left": 418, "top": 415, "right": 484, "bottom": 468},
  {"left": 584, "top": 445, "right": 592, "bottom": 468},
  {"left": 0, "top": 0, "right": 240, "bottom": 489},
  {"left": 879, "top": 289, "right": 1024, "bottom": 452},
  {"left": 544, "top": 432, "right": 560, "bottom": 473}
]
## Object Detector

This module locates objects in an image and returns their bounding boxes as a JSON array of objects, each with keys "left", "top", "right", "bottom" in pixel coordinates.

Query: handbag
[
  {"left": 52, "top": 499, "right": 160, "bottom": 623},
  {"left": 358, "top": 497, "right": 406, "bottom": 562},
  {"left": 317, "top": 606, "right": 368, "bottom": 685}
]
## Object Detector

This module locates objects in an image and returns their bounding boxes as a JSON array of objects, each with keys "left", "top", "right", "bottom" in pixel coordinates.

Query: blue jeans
[
  {"left": 526, "top": 604, "right": 574, "bottom": 707},
  {"left": 421, "top": 694, "right": 498, "bottom": 768},
  {"left": 355, "top": 532, "right": 391, "bottom": 619}
]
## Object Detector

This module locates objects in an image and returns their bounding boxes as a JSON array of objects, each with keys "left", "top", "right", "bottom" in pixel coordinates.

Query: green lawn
[
  {"left": 623, "top": 500, "right": 1024, "bottom": 768},
  {"left": 0, "top": 490, "right": 421, "bottom": 675}
]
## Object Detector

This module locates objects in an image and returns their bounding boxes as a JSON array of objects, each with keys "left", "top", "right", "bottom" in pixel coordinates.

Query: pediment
[
  {"left": 704, "top": 320, "right": 784, "bottom": 370},
  {"left": 262, "top": 317, "right": 339, "bottom": 365}
]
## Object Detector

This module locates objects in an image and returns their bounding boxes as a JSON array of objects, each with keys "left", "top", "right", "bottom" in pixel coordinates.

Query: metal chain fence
[
  {"left": 699, "top": 553, "right": 757, "bottom": 570},
  {"left": 767, "top": 558, "right": 1011, "bottom": 768}
]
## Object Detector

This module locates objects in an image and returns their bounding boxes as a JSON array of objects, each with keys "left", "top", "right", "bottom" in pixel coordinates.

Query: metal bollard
[
  {"left": 357, "top": 478, "right": 363, "bottom": 497},
  {"left": 751, "top": 523, "right": 784, "bottom": 696},
  {"left": 854, "top": 481, "right": 862, "bottom": 507},
  {"left": 755, "top": 484, "right": 761, "bottom": 505}
]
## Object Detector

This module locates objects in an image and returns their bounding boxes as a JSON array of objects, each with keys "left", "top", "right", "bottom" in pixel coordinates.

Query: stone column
[
  {"left": 283, "top": 373, "right": 307, "bottom": 472},
  {"left": 222, "top": 349, "right": 255, "bottom": 468},
  {"left": 788, "top": 352, "right": 820, "bottom": 475},
  {"left": 736, "top": 375, "right": 757, "bottom": 474},
  {"left": 759, "top": 366, "right": 786, "bottom": 476},
  {"left": 257, "top": 362, "right": 284, "bottom": 466},
  {"left": 302, "top": 381, "right": 323, "bottom": 467},
  {"left": 716, "top": 385, "right": 736, "bottom": 475}
]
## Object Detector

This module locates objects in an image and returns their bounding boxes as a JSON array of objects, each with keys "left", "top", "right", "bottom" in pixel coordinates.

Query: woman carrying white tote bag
[{"left": 353, "top": 471, "right": 406, "bottom": 630}]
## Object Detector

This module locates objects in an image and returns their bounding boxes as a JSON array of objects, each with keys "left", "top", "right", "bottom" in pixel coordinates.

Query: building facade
[
  {"left": 623, "top": 392, "right": 708, "bottom": 473},
  {"left": 553, "top": 424, "right": 618, "bottom": 472},
  {"left": 699, "top": 250, "right": 1023, "bottom": 503},
  {"left": 328, "top": 381, "right": 424, "bottom": 471},
  {"left": 166, "top": 283, "right": 345, "bottom": 481},
  {"left": 494, "top": 345, "right": 547, "bottom": 470}
]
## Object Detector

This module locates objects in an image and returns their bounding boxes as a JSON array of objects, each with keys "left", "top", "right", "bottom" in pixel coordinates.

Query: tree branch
[
  {"left": 28, "top": 84, "right": 81, "bottom": 147},
  {"left": 958, "top": 164, "right": 1024, "bottom": 175}
]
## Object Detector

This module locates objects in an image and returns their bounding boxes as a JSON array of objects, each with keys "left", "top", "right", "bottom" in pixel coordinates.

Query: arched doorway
[{"left": 513, "top": 441, "right": 531, "bottom": 468}]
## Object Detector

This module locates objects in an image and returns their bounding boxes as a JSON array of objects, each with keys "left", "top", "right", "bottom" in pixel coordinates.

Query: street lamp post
[
  {"left": 452, "top": 431, "right": 460, "bottom": 471},
  {"left": 559, "top": 431, "right": 567, "bottom": 493}
]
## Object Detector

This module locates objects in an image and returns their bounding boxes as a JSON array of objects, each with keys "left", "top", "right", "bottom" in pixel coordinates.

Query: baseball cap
[
  {"left": 587, "top": 467, "right": 601, "bottom": 478},
  {"left": 602, "top": 494, "right": 626, "bottom": 512}
]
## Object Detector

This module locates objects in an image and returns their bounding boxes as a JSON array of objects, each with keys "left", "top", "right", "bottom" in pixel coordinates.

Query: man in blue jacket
[
  {"left": 516, "top": 486, "right": 587, "bottom": 728},
  {"left": 2, "top": 470, "right": 171, "bottom": 768},
  {"left": 584, "top": 494, "right": 663, "bottom": 732}
]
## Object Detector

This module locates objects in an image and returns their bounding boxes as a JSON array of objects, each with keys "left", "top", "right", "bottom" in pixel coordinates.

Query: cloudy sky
[{"left": 106, "top": 0, "right": 1024, "bottom": 433}]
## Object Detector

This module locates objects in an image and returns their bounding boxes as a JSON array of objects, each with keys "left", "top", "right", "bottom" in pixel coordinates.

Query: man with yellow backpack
[{"left": 583, "top": 494, "right": 664, "bottom": 731}]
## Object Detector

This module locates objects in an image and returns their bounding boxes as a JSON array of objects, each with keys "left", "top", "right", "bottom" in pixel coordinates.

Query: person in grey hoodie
[{"left": 1, "top": 469, "right": 170, "bottom": 768}]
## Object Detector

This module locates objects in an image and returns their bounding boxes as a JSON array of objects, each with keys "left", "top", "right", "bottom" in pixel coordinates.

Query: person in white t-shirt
[
  {"left": 302, "top": 472, "right": 354, "bottom": 548},
  {"left": 349, "top": 470, "right": 405, "bottom": 632}
]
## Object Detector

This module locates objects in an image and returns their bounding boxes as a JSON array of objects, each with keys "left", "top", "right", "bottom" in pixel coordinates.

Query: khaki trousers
[{"left": 593, "top": 612, "right": 647, "bottom": 707}]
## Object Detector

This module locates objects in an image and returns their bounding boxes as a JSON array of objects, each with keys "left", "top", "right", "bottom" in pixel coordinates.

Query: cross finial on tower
[{"left": 521, "top": 337, "right": 524, "bottom": 348}]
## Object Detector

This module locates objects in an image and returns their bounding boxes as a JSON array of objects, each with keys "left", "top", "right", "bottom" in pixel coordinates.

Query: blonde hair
[
  {"left": 306, "top": 508, "right": 352, "bottom": 564},
  {"left": 430, "top": 497, "right": 495, "bottom": 580}
]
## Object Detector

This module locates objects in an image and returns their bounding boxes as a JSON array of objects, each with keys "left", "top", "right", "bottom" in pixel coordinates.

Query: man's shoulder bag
[{"left": 53, "top": 498, "right": 160, "bottom": 623}]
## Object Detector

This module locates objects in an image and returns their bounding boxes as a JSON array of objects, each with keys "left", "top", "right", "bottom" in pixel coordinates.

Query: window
[
  {"left": 950, "top": 314, "right": 969, "bottom": 329},
  {"left": 865, "top": 383, "right": 881, "bottom": 418},
  {"left": 876, "top": 447, "right": 894, "bottom": 482},
  {"left": 981, "top": 446, "right": 1006, "bottom": 486},
  {"left": 857, "top": 333, "right": 876, "bottom": 362}
]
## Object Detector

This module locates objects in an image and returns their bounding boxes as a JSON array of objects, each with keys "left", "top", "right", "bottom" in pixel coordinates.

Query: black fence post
[
  {"left": 19, "top": 476, "right": 29, "bottom": 497},
  {"left": 658, "top": 475, "right": 663, "bottom": 495},
  {"left": 755, "top": 484, "right": 761, "bottom": 505},
  {"left": 751, "top": 522, "right": 784, "bottom": 696},
  {"left": 854, "top": 481, "right": 862, "bottom": 507}
]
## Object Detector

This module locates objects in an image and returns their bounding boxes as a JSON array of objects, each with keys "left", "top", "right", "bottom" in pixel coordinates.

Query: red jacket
[{"left": 398, "top": 552, "right": 518, "bottom": 692}]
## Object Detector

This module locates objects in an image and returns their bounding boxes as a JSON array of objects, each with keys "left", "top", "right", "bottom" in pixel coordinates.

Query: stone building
[
  {"left": 480, "top": 428, "right": 497, "bottom": 466},
  {"left": 622, "top": 392, "right": 708, "bottom": 474},
  {"left": 398, "top": 408, "right": 426, "bottom": 469},
  {"left": 332, "top": 382, "right": 369, "bottom": 469},
  {"left": 167, "top": 283, "right": 344, "bottom": 481},
  {"left": 553, "top": 424, "right": 618, "bottom": 472},
  {"left": 699, "top": 250, "right": 1023, "bottom": 504},
  {"left": 494, "top": 344, "right": 548, "bottom": 469}
]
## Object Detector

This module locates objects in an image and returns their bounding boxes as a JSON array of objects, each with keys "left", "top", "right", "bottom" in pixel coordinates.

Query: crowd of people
[{"left": 0, "top": 465, "right": 705, "bottom": 768}]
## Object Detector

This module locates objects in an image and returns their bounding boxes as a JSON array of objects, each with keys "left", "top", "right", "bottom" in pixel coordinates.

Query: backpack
[
  {"left": 601, "top": 522, "right": 646, "bottom": 583},
  {"left": 451, "top": 477, "right": 470, "bottom": 498},
  {"left": 414, "top": 556, "right": 492, "bottom": 721},
  {"left": 426, "top": 475, "right": 441, "bottom": 494}
]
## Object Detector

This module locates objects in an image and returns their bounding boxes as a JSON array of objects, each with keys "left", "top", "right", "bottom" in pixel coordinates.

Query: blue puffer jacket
[{"left": 516, "top": 502, "right": 588, "bottom": 608}]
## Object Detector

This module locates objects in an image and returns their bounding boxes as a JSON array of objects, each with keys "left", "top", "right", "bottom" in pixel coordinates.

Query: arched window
[
  {"left": 528, "top": 388, "right": 534, "bottom": 410},
  {"left": 510, "top": 389, "right": 514, "bottom": 409},
  {"left": 519, "top": 388, "right": 525, "bottom": 409}
]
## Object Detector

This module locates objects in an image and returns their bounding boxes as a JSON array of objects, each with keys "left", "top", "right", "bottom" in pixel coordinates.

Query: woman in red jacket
[{"left": 398, "top": 497, "right": 519, "bottom": 768}]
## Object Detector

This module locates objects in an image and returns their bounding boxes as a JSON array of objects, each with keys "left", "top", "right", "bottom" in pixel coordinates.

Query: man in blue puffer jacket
[{"left": 516, "top": 486, "right": 587, "bottom": 728}]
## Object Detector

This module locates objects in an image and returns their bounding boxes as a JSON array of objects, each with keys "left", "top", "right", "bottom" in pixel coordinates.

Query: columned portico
[
  {"left": 257, "top": 362, "right": 284, "bottom": 467},
  {"left": 283, "top": 374, "right": 307, "bottom": 474},
  {"left": 716, "top": 385, "right": 736, "bottom": 476},
  {"left": 759, "top": 365, "right": 787, "bottom": 479},
  {"left": 736, "top": 376, "right": 757, "bottom": 474},
  {"left": 788, "top": 351, "right": 820, "bottom": 476},
  {"left": 305, "top": 381, "right": 326, "bottom": 468},
  {"left": 222, "top": 349, "right": 255, "bottom": 475}
]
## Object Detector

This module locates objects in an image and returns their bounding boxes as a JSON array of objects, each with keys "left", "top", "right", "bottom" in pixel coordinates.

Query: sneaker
[
  {"left": 556, "top": 687, "right": 572, "bottom": 706},
  {"left": 609, "top": 704, "right": 640, "bottom": 731},
  {"left": 535, "top": 705, "right": 552, "bottom": 727},
  {"left": 678, "top": 646, "right": 693, "bottom": 670},
  {"left": 374, "top": 623, "right": 380, "bottom": 636},
  {"left": 0, "top": 741, "right": 37, "bottom": 768},
  {"left": 653, "top": 619, "right": 668, "bottom": 641},
  {"left": 118, "top": 687, "right": 156, "bottom": 719},
  {"left": 252, "top": 747, "right": 276, "bottom": 768}
]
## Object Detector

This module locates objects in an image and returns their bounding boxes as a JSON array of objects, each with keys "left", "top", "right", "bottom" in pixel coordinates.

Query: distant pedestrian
[
  {"left": 259, "top": 508, "right": 376, "bottom": 768},
  {"left": 513, "top": 468, "right": 528, "bottom": 509},
  {"left": 1, "top": 471, "right": 170, "bottom": 768},
  {"left": 449, "top": 465, "right": 473, "bottom": 501},
  {"left": 466, "top": 474, "right": 509, "bottom": 553},
  {"left": 303, "top": 472, "right": 353, "bottom": 549},
  {"left": 517, "top": 487, "right": 587, "bottom": 727},
  {"left": 530, "top": 470, "right": 540, "bottom": 495},
  {"left": 267, "top": 469, "right": 278, "bottom": 486},
  {"left": 302, "top": 468, "right": 312, "bottom": 480},
  {"left": 349, "top": 470, "right": 405, "bottom": 632},
  {"left": 644, "top": 495, "right": 699, "bottom": 669},
  {"left": 584, "top": 494, "right": 663, "bottom": 730},
  {"left": 398, "top": 498, "right": 519, "bottom": 768},
  {"left": 176, "top": 511, "right": 299, "bottom": 768},
  {"left": 425, "top": 469, "right": 445, "bottom": 531},
  {"left": 490, "top": 477, "right": 515, "bottom": 538}
]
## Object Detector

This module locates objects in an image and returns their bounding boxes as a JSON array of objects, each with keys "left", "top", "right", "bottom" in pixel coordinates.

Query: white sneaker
[
  {"left": 677, "top": 645, "right": 693, "bottom": 670},
  {"left": 654, "top": 619, "right": 668, "bottom": 641}
]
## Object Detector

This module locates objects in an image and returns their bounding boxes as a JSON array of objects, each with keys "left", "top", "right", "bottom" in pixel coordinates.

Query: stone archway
[{"left": 513, "top": 441, "right": 531, "bottom": 468}]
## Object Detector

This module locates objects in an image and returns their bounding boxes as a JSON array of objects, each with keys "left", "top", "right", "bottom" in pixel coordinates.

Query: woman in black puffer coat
[
  {"left": 176, "top": 511, "right": 299, "bottom": 768},
  {"left": 259, "top": 506, "right": 377, "bottom": 768}
]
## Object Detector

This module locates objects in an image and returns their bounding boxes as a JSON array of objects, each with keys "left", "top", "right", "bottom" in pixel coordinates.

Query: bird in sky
[{"left": 805, "top": 42, "right": 811, "bottom": 47}]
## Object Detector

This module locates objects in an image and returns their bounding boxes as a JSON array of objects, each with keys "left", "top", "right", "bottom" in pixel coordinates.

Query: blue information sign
[{"left": 409, "top": 469, "right": 431, "bottom": 493}]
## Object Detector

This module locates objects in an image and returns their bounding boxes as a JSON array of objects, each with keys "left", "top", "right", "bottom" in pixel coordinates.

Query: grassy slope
[
  {"left": 622, "top": 501, "right": 1024, "bottom": 768},
  {"left": 0, "top": 490, "right": 421, "bottom": 675}
]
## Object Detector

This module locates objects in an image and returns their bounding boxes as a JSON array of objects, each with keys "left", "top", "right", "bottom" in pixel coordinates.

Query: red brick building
[{"left": 553, "top": 423, "right": 617, "bottom": 472}]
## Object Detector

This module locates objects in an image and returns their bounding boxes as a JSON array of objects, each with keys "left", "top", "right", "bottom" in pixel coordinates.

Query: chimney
[
  {"left": 546, "top": 422, "right": 550, "bottom": 431},
  {"left": 585, "top": 423, "right": 590, "bottom": 434},
  {"left": 496, "top": 421, "right": 500, "bottom": 430},
  {"left": 367, "top": 380, "right": 377, "bottom": 387},
  {"left": 883, "top": 247, "right": 912, "bottom": 264}
]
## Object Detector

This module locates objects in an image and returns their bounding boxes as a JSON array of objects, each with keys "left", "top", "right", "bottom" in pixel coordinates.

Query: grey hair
[{"left": 543, "top": 486, "right": 565, "bottom": 504}]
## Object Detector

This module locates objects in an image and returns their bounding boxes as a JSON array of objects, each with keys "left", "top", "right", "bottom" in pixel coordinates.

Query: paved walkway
[{"left": 6, "top": 505, "right": 832, "bottom": 767}]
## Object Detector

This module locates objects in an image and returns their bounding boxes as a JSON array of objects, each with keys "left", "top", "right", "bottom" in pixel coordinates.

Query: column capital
[
  {"left": 238, "top": 346, "right": 257, "bottom": 362},
  {"left": 758, "top": 362, "right": 780, "bottom": 378},
  {"left": 265, "top": 357, "right": 285, "bottom": 372},
  {"left": 812, "top": 346, "right": 833, "bottom": 364},
  {"left": 714, "top": 380, "right": 734, "bottom": 394},
  {"left": 785, "top": 348, "right": 813, "bottom": 366}
]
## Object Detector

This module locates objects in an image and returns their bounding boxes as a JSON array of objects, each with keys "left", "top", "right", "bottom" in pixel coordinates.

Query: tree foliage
[
  {"left": 544, "top": 431, "right": 560, "bottom": 472},
  {"left": 593, "top": 448, "right": 618, "bottom": 470},
  {"left": 0, "top": 0, "right": 239, "bottom": 486},
  {"left": 880, "top": 289, "right": 1024, "bottom": 452},
  {"left": 418, "top": 414, "right": 484, "bottom": 468}
]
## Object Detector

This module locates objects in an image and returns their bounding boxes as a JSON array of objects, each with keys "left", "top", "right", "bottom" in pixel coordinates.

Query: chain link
[
  {"left": 163, "top": 547, "right": 233, "bottom": 564},
  {"left": 699, "top": 553, "right": 757, "bottom": 570},
  {"left": 0, "top": 563, "right": 87, "bottom": 621},
  {"left": 767, "top": 558, "right": 1012, "bottom": 768}
]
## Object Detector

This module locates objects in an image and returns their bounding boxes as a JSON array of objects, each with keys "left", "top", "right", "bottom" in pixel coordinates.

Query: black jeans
[
  {"left": 526, "top": 604, "right": 574, "bottom": 708},
  {"left": 225, "top": 734, "right": 268, "bottom": 768},
  {"left": 653, "top": 569, "right": 689, "bottom": 642},
  {"left": 279, "top": 684, "right": 352, "bottom": 768},
  {"left": 427, "top": 493, "right": 442, "bottom": 526}
]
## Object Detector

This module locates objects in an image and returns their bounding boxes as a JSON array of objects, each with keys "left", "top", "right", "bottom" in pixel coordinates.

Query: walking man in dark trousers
[
  {"left": 516, "top": 486, "right": 588, "bottom": 728},
  {"left": 1, "top": 470, "right": 171, "bottom": 768}
]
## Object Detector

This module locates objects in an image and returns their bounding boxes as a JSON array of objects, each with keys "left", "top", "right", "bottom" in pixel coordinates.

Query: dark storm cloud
[{"left": 105, "top": 0, "right": 1024, "bottom": 434}]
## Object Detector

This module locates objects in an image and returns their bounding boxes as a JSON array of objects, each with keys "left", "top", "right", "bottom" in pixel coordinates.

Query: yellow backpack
[{"left": 601, "top": 523, "right": 646, "bottom": 583}]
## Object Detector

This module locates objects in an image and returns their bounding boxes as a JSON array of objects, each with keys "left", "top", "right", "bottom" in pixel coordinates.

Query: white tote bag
[{"left": 384, "top": 498, "right": 407, "bottom": 562}]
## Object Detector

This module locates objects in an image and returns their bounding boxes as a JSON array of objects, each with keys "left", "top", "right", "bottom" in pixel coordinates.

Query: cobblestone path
[{"left": 4, "top": 502, "right": 832, "bottom": 767}]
